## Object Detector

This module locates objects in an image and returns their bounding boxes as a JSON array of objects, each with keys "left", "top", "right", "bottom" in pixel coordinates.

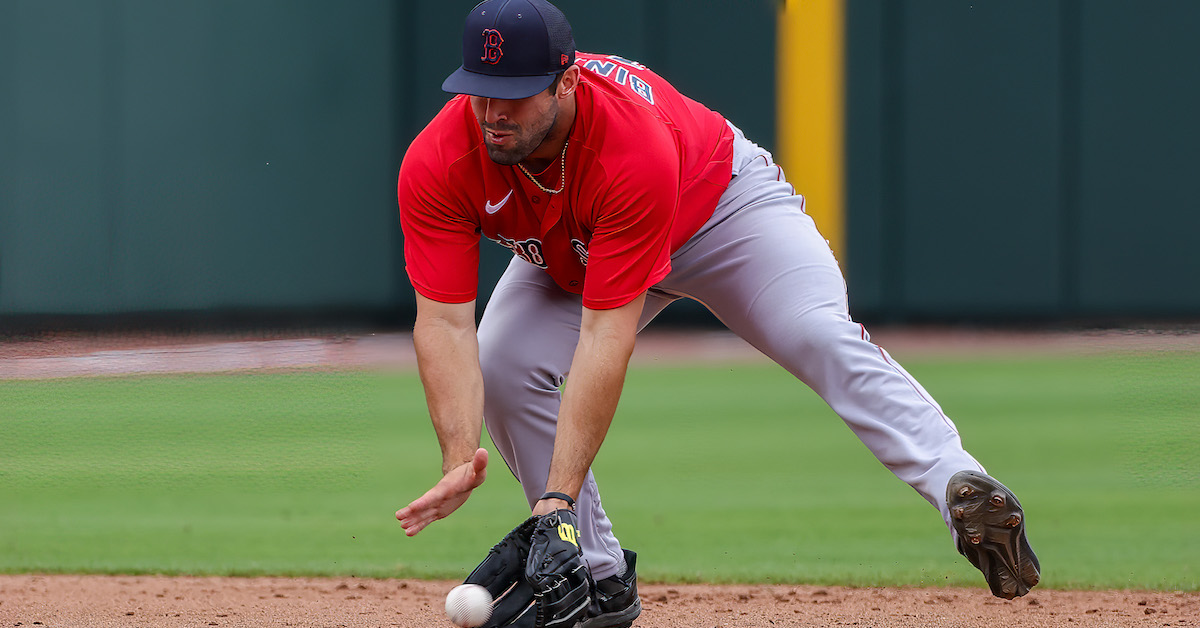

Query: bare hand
[{"left": 396, "top": 448, "right": 488, "bottom": 536}]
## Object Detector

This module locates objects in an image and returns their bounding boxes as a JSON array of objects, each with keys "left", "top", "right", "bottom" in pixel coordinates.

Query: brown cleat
[{"left": 946, "top": 470, "right": 1041, "bottom": 599}]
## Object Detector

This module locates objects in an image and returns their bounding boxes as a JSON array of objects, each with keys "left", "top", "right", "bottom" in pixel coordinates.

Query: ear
[{"left": 557, "top": 65, "right": 580, "bottom": 98}]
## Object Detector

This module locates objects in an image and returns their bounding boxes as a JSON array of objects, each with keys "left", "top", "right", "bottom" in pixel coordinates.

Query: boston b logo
[{"left": 480, "top": 29, "right": 503, "bottom": 65}]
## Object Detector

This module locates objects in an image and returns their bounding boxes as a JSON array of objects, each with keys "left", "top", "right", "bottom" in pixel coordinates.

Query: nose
[{"left": 483, "top": 98, "right": 509, "bottom": 124}]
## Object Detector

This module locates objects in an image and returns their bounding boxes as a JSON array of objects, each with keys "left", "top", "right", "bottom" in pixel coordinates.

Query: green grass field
[{"left": 1, "top": 349, "right": 1197, "bottom": 592}]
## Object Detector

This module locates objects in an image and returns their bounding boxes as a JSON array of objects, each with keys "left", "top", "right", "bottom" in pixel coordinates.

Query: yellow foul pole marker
[{"left": 777, "top": 0, "right": 845, "bottom": 259}]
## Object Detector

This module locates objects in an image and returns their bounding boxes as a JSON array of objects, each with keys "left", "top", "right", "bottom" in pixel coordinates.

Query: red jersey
[{"left": 398, "top": 52, "right": 734, "bottom": 310}]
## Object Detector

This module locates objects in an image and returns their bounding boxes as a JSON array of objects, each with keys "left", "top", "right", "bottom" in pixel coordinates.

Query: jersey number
[{"left": 498, "top": 235, "right": 548, "bottom": 269}]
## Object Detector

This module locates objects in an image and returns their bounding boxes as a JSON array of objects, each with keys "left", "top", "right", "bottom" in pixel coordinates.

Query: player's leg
[
  {"left": 657, "top": 124, "right": 1038, "bottom": 597},
  {"left": 476, "top": 257, "right": 628, "bottom": 581},
  {"left": 663, "top": 124, "right": 984, "bottom": 522}
]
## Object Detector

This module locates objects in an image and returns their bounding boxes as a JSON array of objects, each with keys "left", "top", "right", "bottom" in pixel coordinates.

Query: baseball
[{"left": 445, "top": 583, "right": 493, "bottom": 627}]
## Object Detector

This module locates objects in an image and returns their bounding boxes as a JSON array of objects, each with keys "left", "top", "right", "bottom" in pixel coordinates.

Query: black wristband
[{"left": 540, "top": 491, "right": 576, "bottom": 508}]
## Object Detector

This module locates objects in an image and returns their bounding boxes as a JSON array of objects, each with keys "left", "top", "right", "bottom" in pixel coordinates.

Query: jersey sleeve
[
  {"left": 581, "top": 134, "right": 680, "bottom": 310},
  {"left": 397, "top": 149, "right": 481, "bottom": 304}
]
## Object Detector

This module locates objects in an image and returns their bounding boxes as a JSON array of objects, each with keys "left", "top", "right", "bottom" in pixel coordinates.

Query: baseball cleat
[
  {"left": 947, "top": 470, "right": 1040, "bottom": 599},
  {"left": 577, "top": 549, "right": 641, "bottom": 628}
]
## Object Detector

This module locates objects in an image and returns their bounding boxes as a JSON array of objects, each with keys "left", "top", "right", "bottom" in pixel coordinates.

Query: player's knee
[
  {"left": 479, "top": 348, "right": 563, "bottom": 416},
  {"left": 757, "top": 308, "right": 862, "bottom": 373},
  {"left": 804, "top": 313, "right": 869, "bottom": 359}
]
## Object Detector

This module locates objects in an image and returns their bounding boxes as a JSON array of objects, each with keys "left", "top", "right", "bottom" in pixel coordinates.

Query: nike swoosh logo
[{"left": 484, "top": 190, "right": 513, "bottom": 215}]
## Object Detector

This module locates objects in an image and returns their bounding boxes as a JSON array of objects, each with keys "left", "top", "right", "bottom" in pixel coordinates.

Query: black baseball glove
[
  {"left": 525, "top": 509, "right": 593, "bottom": 628},
  {"left": 462, "top": 510, "right": 594, "bottom": 628},
  {"left": 463, "top": 516, "right": 538, "bottom": 627}
]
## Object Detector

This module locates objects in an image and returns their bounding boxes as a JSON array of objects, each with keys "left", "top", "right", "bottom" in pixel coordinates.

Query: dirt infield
[
  {"left": 3, "top": 327, "right": 1199, "bottom": 626},
  {"left": 1, "top": 575, "right": 1197, "bottom": 627}
]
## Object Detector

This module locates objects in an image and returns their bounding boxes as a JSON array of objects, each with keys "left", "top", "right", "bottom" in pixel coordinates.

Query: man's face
[{"left": 470, "top": 89, "right": 558, "bottom": 166}]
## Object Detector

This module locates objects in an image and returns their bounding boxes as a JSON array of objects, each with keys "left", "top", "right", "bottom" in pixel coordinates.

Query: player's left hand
[
  {"left": 526, "top": 508, "right": 592, "bottom": 627},
  {"left": 455, "top": 508, "right": 591, "bottom": 628},
  {"left": 396, "top": 447, "right": 488, "bottom": 536}
]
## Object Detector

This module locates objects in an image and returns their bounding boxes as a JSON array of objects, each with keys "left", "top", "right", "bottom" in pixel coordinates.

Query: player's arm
[
  {"left": 533, "top": 124, "right": 677, "bottom": 514},
  {"left": 396, "top": 293, "right": 488, "bottom": 536},
  {"left": 534, "top": 292, "right": 646, "bottom": 515}
]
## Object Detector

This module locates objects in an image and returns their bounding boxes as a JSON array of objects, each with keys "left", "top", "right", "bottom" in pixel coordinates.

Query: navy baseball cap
[{"left": 442, "top": 0, "right": 576, "bottom": 100}]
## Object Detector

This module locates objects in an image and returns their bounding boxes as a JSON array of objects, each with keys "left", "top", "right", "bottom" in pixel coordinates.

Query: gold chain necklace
[{"left": 517, "top": 139, "right": 569, "bottom": 195}]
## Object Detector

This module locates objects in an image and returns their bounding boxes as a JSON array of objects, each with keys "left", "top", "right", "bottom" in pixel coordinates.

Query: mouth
[
  {"left": 485, "top": 129, "right": 513, "bottom": 147},
  {"left": 482, "top": 123, "right": 518, "bottom": 146}
]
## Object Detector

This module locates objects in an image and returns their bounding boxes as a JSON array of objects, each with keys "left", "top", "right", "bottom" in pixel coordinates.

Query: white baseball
[{"left": 445, "top": 583, "right": 493, "bottom": 627}]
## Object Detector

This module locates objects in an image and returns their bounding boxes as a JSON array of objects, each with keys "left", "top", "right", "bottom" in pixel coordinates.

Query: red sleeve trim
[
  {"left": 581, "top": 262, "right": 671, "bottom": 310},
  {"left": 408, "top": 275, "right": 477, "bottom": 304}
]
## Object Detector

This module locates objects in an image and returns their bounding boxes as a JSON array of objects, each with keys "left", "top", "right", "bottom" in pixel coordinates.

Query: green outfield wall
[
  {"left": 844, "top": 0, "right": 1200, "bottom": 321},
  {"left": 0, "top": 1, "right": 403, "bottom": 318},
  {"left": 1, "top": 0, "right": 1195, "bottom": 328},
  {"left": 0, "top": 0, "right": 774, "bottom": 327}
]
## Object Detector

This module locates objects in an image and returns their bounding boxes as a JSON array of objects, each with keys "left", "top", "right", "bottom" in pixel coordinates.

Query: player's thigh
[
  {"left": 663, "top": 194, "right": 851, "bottom": 359},
  {"left": 477, "top": 257, "right": 583, "bottom": 386}
]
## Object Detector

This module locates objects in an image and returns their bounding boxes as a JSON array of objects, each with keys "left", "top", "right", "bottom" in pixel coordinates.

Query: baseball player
[{"left": 395, "top": 1, "right": 1040, "bottom": 625}]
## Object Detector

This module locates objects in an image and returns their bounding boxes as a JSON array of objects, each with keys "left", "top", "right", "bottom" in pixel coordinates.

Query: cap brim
[{"left": 442, "top": 66, "right": 557, "bottom": 100}]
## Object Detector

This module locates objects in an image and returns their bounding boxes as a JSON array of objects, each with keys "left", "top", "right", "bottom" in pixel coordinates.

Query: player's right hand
[{"left": 396, "top": 447, "right": 488, "bottom": 536}]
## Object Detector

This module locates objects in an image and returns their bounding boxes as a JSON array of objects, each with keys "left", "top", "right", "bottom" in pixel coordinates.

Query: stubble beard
[{"left": 482, "top": 108, "right": 558, "bottom": 166}]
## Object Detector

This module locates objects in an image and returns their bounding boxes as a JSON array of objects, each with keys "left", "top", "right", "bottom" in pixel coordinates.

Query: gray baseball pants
[{"left": 476, "top": 123, "right": 984, "bottom": 580}]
